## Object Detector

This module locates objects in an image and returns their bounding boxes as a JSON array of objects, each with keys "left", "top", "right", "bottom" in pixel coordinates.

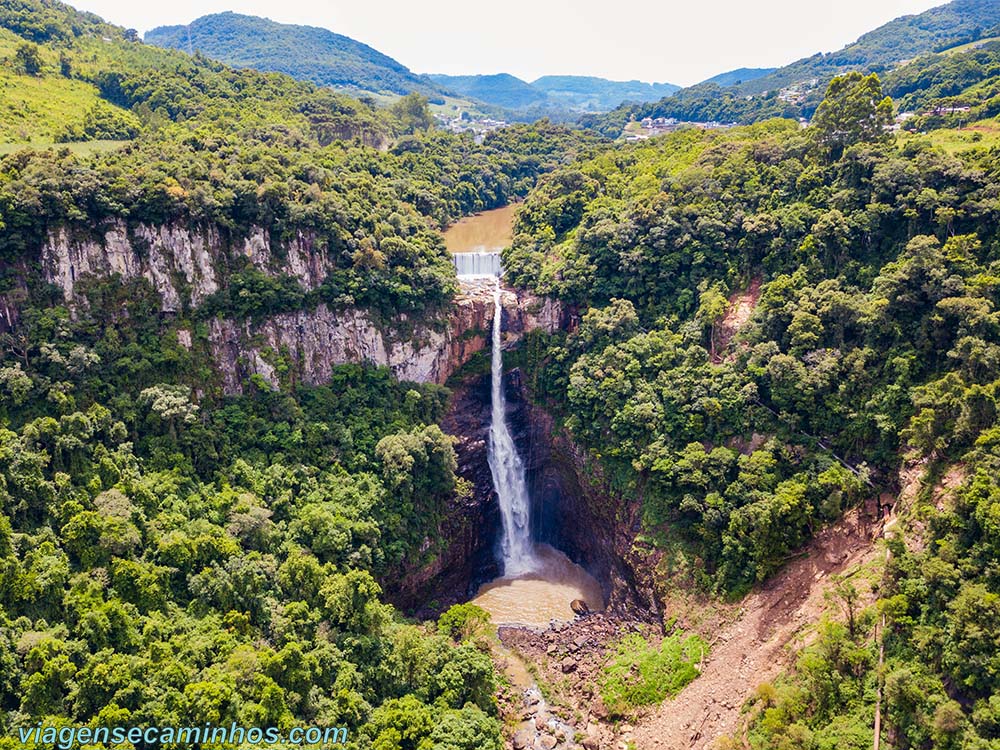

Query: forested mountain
[
  {"left": 144, "top": 13, "right": 678, "bottom": 117},
  {"left": 144, "top": 12, "right": 443, "bottom": 98},
  {"left": 588, "top": 0, "right": 1000, "bottom": 134},
  {"left": 428, "top": 72, "right": 547, "bottom": 110},
  {"left": 530, "top": 76, "right": 679, "bottom": 111},
  {"left": 883, "top": 39, "right": 1000, "bottom": 126},
  {"left": 429, "top": 73, "right": 679, "bottom": 114},
  {"left": 505, "top": 70, "right": 1000, "bottom": 744},
  {"left": 699, "top": 67, "right": 776, "bottom": 87}
]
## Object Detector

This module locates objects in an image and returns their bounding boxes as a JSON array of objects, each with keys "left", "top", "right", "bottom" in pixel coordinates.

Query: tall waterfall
[{"left": 488, "top": 280, "right": 537, "bottom": 575}]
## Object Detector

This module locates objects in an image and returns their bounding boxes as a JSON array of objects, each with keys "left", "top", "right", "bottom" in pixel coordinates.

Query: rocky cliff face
[
  {"left": 34, "top": 223, "right": 564, "bottom": 390},
  {"left": 511, "top": 377, "right": 661, "bottom": 617},
  {"left": 387, "top": 372, "right": 502, "bottom": 615}
]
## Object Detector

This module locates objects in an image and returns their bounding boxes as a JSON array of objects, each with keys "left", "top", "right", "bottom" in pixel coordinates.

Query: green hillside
[
  {"left": 430, "top": 72, "right": 679, "bottom": 115},
  {"left": 883, "top": 39, "right": 1000, "bottom": 120},
  {"left": 531, "top": 75, "right": 679, "bottom": 110},
  {"left": 429, "top": 72, "right": 547, "bottom": 109},
  {"left": 699, "top": 67, "right": 776, "bottom": 87},
  {"left": 505, "top": 75, "right": 1000, "bottom": 743},
  {"left": 0, "top": 27, "right": 116, "bottom": 143},
  {"left": 145, "top": 12, "right": 442, "bottom": 98},
  {"left": 588, "top": 0, "right": 1000, "bottom": 134}
]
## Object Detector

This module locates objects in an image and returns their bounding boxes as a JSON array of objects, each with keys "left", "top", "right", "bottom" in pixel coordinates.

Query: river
[{"left": 443, "top": 204, "right": 516, "bottom": 254}]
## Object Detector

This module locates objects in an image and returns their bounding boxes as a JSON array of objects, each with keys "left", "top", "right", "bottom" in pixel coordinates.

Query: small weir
[{"left": 453, "top": 251, "right": 502, "bottom": 278}]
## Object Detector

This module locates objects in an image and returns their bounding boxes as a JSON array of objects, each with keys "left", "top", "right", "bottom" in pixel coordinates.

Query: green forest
[
  {"left": 3, "top": 0, "right": 1000, "bottom": 748},
  {"left": 505, "top": 71, "right": 1000, "bottom": 746}
]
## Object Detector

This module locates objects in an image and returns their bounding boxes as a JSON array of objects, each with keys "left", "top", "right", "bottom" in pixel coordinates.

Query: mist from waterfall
[{"left": 488, "top": 280, "right": 537, "bottom": 575}]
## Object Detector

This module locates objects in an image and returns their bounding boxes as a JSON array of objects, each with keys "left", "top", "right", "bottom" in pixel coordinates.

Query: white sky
[{"left": 75, "top": 0, "right": 947, "bottom": 86}]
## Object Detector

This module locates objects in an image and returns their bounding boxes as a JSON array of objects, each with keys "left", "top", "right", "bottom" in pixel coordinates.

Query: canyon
[
  {"left": 1, "top": 220, "right": 651, "bottom": 618},
  {"left": 0, "top": 218, "right": 899, "bottom": 750}
]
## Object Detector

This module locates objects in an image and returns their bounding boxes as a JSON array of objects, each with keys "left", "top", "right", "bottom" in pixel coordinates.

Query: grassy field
[
  {"left": 899, "top": 116, "right": 1000, "bottom": 154},
  {"left": 941, "top": 36, "right": 1000, "bottom": 56},
  {"left": 0, "top": 29, "right": 114, "bottom": 142}
]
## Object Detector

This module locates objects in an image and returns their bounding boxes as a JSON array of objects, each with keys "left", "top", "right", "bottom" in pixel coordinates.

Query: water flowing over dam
[
  {"left": 488, "top": 280, "right": 537, "bottom": 574},
  {"left": 453, "top": 251, "right": 502, "bottom": 278}
]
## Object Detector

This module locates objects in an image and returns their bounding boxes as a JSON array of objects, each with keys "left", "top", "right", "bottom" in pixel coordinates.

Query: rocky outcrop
[
  {"left": 386, "top": 373, "right": 501, "bottom": 614},
  {"left": 35, "top": 223, "right": 565, "bottom": 391},
  {"left": 43, "top": 223, "right": 223, "bottom": 311},
  {"left": 503, "top": 372, "right": 660, "bottom": 617},
  {"left": 205, "top": 282, "right": 561, "bottom": 392}
]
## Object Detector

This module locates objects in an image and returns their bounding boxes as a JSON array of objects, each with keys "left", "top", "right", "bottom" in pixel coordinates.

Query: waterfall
[
  {"left": 453, "top": 252, "right": 502, "bottom": 278},
  {"left": 488, "top": 280, "right": 537, "bottom": 575}
]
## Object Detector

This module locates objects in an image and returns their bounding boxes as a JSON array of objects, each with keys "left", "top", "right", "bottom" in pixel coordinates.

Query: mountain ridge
[
  {"left": 586, "top": 0, "right": 1000, "bottom": 134},
  {"left": 145, "top": 12, "right": 442, "bottom": 97},
  {"left": 146, "top": 12, "right": 680, "bottom": 116},
  {"left": 429, "top": 72, "right": 680, "bottom": 113}
]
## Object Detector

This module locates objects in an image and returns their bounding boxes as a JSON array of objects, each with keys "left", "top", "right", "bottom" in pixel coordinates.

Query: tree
[
  {"left": 139, "top": 383, "right": 199, "bottom": 439},
  {"left": 812, "top": 72, "right": 893, "bottom": 159},
  {"left": 391, "top": 93, "right": 434, "bottom": 135},
  {"left": 15, "top": 43, "right": 43, "bottom": 76},
  {"left": 696, "top": 282, "right": 729, "bottom": 357}
]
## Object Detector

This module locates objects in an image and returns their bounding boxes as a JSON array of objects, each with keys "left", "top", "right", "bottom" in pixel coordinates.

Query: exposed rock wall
[
  {"left": 205, "top": 283, "right": 562, "bottom": 392},
  {"left": 511, "top": 376, "right": 661, "bottom": 617},
  {"left": 43, "top": 223, "right": 223, "bottom": 311},
  {"left": 33, "top": 223, "right": 564, "bottom": 391},
  {"left": 387, "top": 373, "right": 502, "bottom": 615}
]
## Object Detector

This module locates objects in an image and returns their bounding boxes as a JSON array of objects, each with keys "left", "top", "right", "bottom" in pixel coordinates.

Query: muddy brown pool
[
  {"left": 471, "top": 544, "right": 604, "bottom": 627},
  {"left": 443, "top": 204, "right": 516, "bottom": 254}
]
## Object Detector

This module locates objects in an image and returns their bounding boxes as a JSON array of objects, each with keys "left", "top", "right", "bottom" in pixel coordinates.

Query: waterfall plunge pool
[{"left": 471, "top": 543, "right": 604, "bottom": 627}]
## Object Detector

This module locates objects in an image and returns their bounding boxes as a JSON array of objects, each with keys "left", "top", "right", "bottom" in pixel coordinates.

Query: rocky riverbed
[{"left": 497, "top": 614, "right": 664, "bottom": 750}]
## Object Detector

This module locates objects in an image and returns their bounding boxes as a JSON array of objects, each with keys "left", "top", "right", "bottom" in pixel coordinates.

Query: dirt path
[{"left": 631, "top": 506, "right": 885, "bottom": 750}]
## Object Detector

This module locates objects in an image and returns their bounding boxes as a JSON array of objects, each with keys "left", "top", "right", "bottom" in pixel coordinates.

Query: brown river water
[
  {"left": 443, "top": 204, "right": 516, "bottom": 254},
  {"left": 471, "top": 544, "right": 604, "bottom": 628}
]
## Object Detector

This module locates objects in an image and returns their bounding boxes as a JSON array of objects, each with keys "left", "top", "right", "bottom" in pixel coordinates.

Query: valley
[{"left": 3, "top": 1, "right": 1000, "bottom": 749}]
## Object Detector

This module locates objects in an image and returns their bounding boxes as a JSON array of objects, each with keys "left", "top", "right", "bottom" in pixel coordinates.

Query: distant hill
[
  {"left": 430, "top": 72, "right": 678, "bottom": 114},
  {"left": 145, "top": 12, "right": 678, "bottom": 118},
  {"left": 145, "top": 12, "right": 441, "bottom": 97},
  {"left": 531, "top": 76, "right": 679, "bottom": 110},
  {"left": 700, "top": 68, "right": 776, "bottom": 87},
  {"left": 587, "top": 0, "right": 1000, "bottom": 135},
  {"left": 429, "top": 73, "right": 547, "bottom": 110},
  {"left": 882, "top": 38, "right": 1000, "bottom": 124}
]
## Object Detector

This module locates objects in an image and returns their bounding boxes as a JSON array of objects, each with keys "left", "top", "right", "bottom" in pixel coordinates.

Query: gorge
[{"left": 6, "top": 2, "right": 1000, "bottom": 747}]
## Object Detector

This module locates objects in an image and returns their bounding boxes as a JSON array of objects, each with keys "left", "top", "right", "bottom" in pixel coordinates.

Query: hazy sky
[{"left": 75, "top": 0, "right": 946, "bottom": 86}]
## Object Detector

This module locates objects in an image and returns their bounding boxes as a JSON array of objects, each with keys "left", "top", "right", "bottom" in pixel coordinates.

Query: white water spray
[{"left": 488, "top": 280, "right": 537, "bottom": 575}]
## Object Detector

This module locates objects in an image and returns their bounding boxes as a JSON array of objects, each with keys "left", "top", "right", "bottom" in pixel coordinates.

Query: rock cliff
[
  {"left": 32, "top": 222, "right": 564, "bottom": 391},
  {"left": 21, "top": 221, "right": 652, "bottom": 619}
]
